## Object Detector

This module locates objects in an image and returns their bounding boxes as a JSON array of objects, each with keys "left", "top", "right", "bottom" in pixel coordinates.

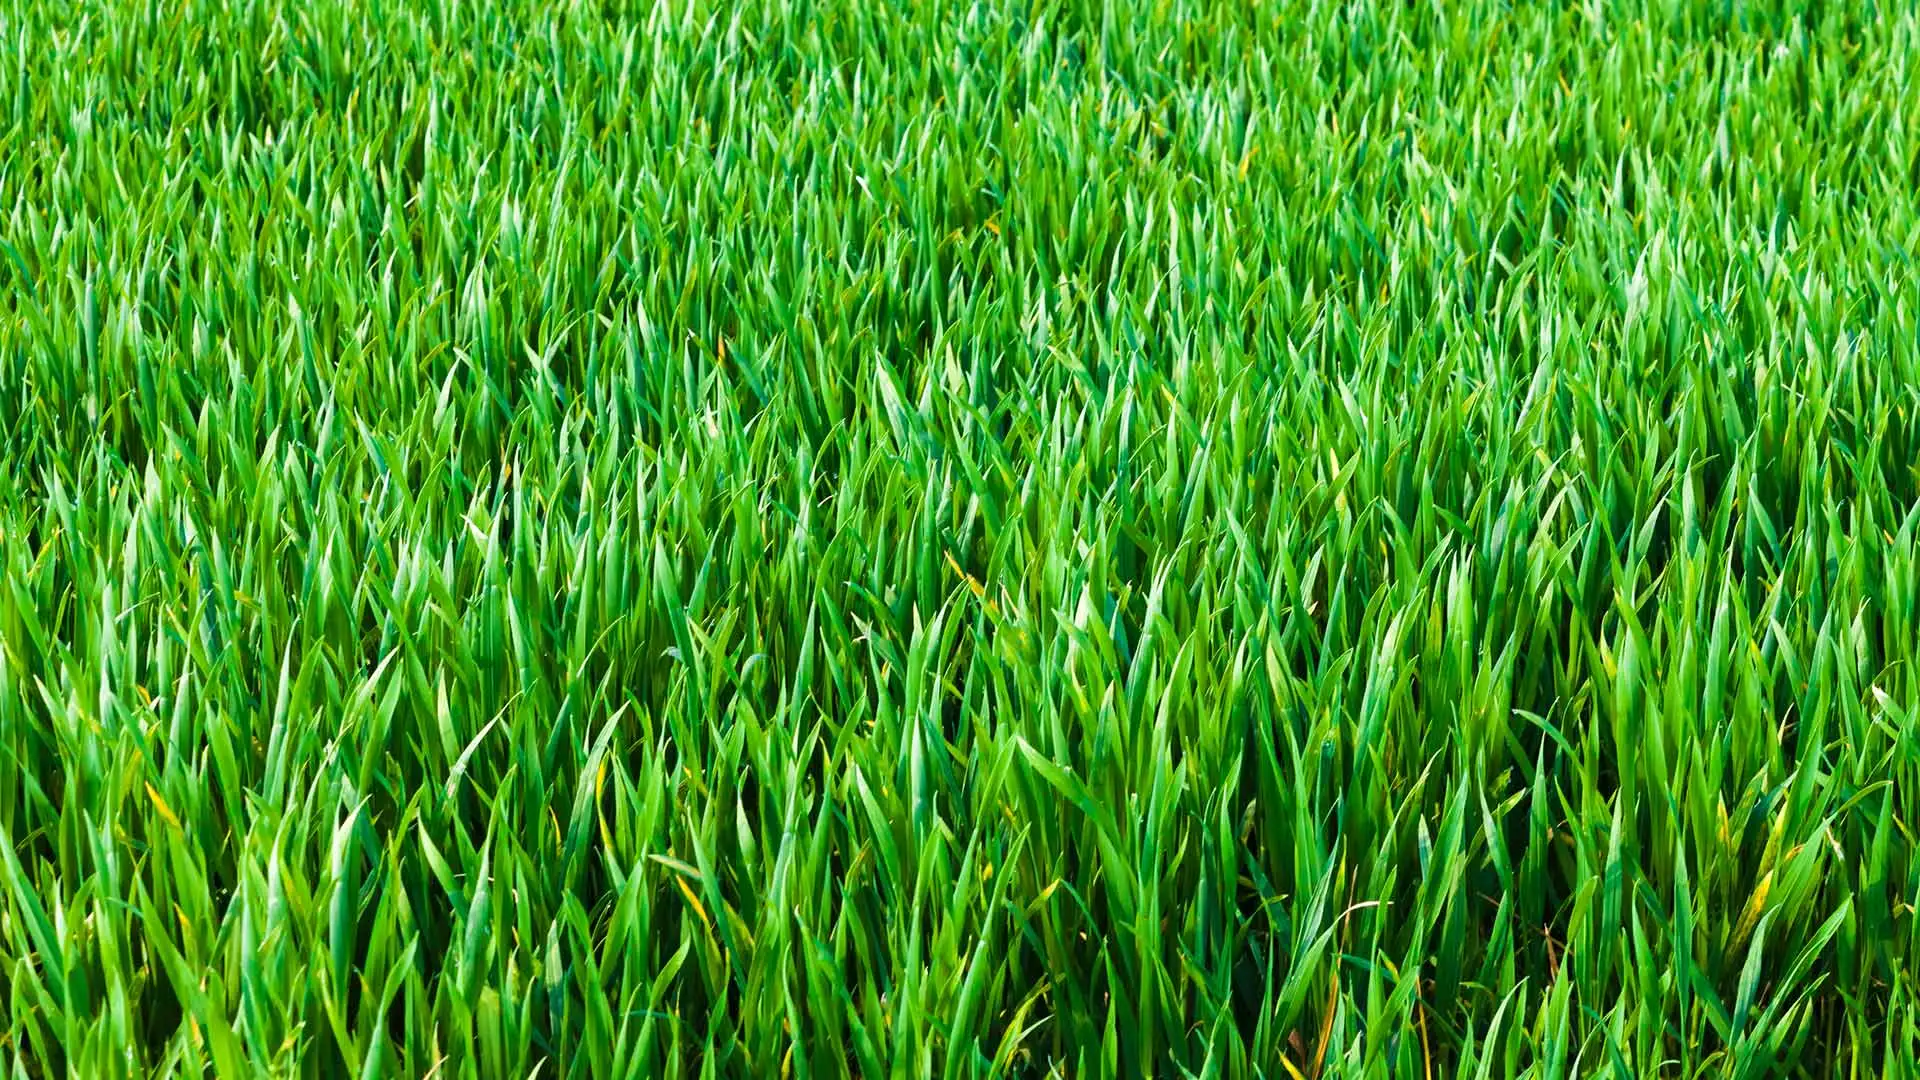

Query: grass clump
[{"left": 3, "top": 0, "right": 1920, "bottom": 1075}]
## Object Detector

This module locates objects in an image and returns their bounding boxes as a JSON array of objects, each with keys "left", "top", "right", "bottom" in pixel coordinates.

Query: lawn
[{"left": 2, "top": 0, "right": 1918, "bottom": 1075}]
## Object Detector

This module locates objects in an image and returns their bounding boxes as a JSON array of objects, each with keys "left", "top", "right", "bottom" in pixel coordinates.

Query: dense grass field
[{"left": 3, "top": 0, "right": 1920, "bottom": 1075}]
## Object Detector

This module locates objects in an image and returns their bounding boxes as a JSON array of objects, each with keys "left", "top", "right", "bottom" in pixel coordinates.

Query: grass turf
[{"left": 2, "top": 0, "right": 1919, "bottom": 1075}]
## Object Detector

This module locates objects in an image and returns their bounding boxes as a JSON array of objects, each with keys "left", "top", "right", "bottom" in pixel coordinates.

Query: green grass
[{"left": 2, "top": 0, "right": 1919, "bottom": 1074}]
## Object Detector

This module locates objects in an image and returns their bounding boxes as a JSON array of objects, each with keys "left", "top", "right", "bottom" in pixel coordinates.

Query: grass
[{"left": 2, "top": 0, "right": 1919, "bottom": 1074}]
